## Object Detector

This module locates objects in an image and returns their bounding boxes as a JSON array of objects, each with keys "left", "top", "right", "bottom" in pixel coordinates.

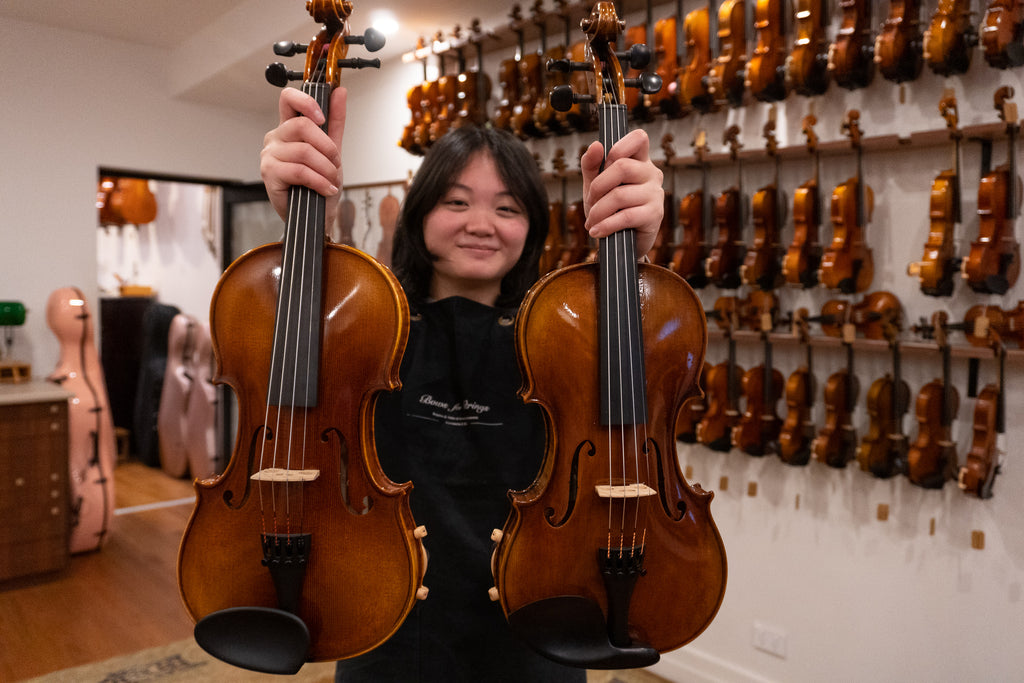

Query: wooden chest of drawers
[{"left": 0, "top": 384, "right": 71, "bottom": 582}]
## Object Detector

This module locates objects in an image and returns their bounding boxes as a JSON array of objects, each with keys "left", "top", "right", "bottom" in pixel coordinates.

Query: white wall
[
  {"left": 0, "top": 17, "right": 273, "bottom": 373},
  {"left": 3, "top": 7, "right": 1023, "bottom": 682}
]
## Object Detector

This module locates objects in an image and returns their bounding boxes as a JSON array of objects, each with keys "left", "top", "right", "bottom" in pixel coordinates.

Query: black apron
[{"left": 336, "top": 297, "right": 585, "bottom": 682}]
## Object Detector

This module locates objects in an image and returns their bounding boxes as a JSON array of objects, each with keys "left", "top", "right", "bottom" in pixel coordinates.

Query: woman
[{"left": 261, "top": 86, "right": 664, "bottom": 682}]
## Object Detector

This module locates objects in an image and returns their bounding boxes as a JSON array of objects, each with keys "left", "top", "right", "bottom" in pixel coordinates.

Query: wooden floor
[{"left": 0, "top": 461, "right": 197, "bottom": 682}]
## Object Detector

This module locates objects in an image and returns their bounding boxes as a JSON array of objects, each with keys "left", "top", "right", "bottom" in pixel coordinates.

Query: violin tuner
[
  {"left": 265, "top": 63, "right": 303, "bottom": 87},
  {"left": 345, "top": 27, "right": 385, "bottom": 53},
  {"left": 273, "top": 41, "right": 308, "bottom": 57}
]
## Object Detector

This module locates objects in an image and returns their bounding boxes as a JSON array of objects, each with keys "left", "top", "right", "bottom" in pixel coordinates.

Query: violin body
[
  {"left": 906, "top": 379, "right": 960, "bottom": 488},
  {"left": 732, "top": 365, "right": 783, "bottom": 456},
  {"left": 778, "top": 366, "right": 815, "bottom": 465},
  {"left": 745, "top": 0, "right": 788, "bottom": 102},
  {"left": 913, "top": 168, "right": 960, "bottom": 296},
  {"left": 671, "top": 189, "right": 709, "bottom": 287},
  {"left": 652, "top": 16, "right": 683, "bottom": 118},
  {"left": 784, "top": 178, "right": 822, "bottom": 288},
  {"left": 493, "top": 262, "right": 725, "bottom": 656},
  {"left": 177, "top": 243, "right": 426, "bottom": 662},
  {"left": 743, "top": 182, "right": 783, "bottom": 291},
  {"left": 812, "top": 369, "right": 859, "bottom": 468},
  {"left": 827, "top": 0, "right": 875, "bottom": 90},
  {"left": 922, "top": 0, "right": 977, "bottom": 75},
  {"left": 492, "top": 58, "right": 520, "bottom": 132},
  {"left": 785, "top": 0, "right": 830, "bottom": 96},
  {"left": 857, "top": 373, "right": 911, "bottom": 478},
  {"left": 820, "top": 177, "right": 874, "bottom": 293},
  {"left": 874, "top": 0, "right": 924, "bottom": 83},
  {"left": 455, "top": 70, "right": 491, "bottom": 129},
  {"left": 958, "top": 383, "right": 1000, "bottom": 497},
  {"left": 680, "top": 7, "right": 716, "bottom": 113},
  {"left": 511, "top": 52, "right": 544, "bottom": 139},
  {"left": 696, "top": 358, "right": 744, "bottom": 452},
  {"left": 707, "top": 0, "right": 748, "bottom": 107},
  {"left": 964, "top": 165, "right": 1022, "bottom": 294},
  {"left": 705, "top": 188, "right": 745, "bottom": 289},
  {"left": 981, "top": 0, "right": 1024, "bottom": 69}
]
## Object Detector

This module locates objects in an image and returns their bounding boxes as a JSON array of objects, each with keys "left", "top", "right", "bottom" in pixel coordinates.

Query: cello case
[
  {"left": 46, "top": 287, "right": 117, "bottom": 554},
  {"left": 134, "top": 302, "right": 180, "bottom": 467},
  {"left": 183, "top": 321, "right": 220, "bottom": 480},
  {"left": 158, "top": 313, "right": 197, "bottom": 478}
]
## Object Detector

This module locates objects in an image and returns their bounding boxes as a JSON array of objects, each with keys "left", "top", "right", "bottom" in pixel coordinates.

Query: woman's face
[{"left": 423, "top": 151, "right": 530, "bottom": 306}]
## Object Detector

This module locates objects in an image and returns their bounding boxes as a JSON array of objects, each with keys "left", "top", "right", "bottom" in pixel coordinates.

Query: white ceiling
[{"left": 0, "top": 0, "right": 511, "bottom": 112}]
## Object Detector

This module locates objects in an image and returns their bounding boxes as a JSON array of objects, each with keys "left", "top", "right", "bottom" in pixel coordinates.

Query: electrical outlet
[{"left": 752, "top": 621, "right": 787, "bottom": 659}]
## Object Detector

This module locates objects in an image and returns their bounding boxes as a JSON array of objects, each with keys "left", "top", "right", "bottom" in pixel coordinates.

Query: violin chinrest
[
  {"left": 508, "top": 596, "right": 659, "bottom": 670},
  {"left": 194, "top": 606, "right": 309, "bottom": 675}
]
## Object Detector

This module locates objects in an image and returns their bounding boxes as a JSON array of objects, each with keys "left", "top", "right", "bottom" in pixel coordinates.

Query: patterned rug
[{"left": 22, "top": 637, "right": 671, "bottom": 683}]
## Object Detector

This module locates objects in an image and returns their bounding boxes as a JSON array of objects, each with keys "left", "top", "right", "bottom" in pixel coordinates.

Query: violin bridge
[
  {"left": 595, "top": 483, "right": 657, "bottom": 499},
  {"left": 250, "top": 468, "right": 320, "bottom": 482}
]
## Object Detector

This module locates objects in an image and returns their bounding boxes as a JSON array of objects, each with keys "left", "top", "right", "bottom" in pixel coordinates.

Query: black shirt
[{"left": 335, "top": 297, "right": 585, "bottom": 682}]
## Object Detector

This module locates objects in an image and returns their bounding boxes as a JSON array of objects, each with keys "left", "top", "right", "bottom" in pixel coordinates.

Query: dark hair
[{"left": 390, "top": 126, "right": 549, "bottom": 309}]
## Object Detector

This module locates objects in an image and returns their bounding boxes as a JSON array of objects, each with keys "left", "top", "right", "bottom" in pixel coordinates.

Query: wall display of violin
[
  {"left": 963, "top": 87, "right": 1021, "bottom": 295},
  {"left": 908, "top": 92, "right": 963, "bottom": 297},
  {"left": 179, "top": 2, "right": 428, "bottom": 674},
  {"left": 705, "top": 125, "right": 746, "bottom": 289},
  {"left": 820, "top": 110, "right": 874, "bottom": 294},
  {"left": 489, "top": 5, "right": 725, "bottom": 667}
]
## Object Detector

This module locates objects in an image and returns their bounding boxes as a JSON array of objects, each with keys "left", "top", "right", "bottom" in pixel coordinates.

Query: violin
[
  {"left": 785, "top": 0, "right": 831, "bottom": 96},
  {"left": 958, "top": 334, "right": 1005, "bottom": 498},
  {"left": 812, "top": 312, "right": 859, "bottom": 468},
  {"left": 963, "top": 87, "right": 1022, "bottom": 295},
  {"left": 670, "top": 130, "right": 710, "bottom": 288},
  {"left": 108, "top": 177, "right": 158, "bottom": 226},
  {"left": 827, "top": 0, "right": 875, "bottom": 90},
  {"left": 697, "top": 299, "right": 745, "bottom": 452},
  {"left": 777, "top": 309, "right": 815, "bottom": 466},
  {"left": 705, "top": 125, "right": 746, "bottom": 290},
  {"left": 908, "top": 93, "right": 962, "bottom": 297},
  {"left": 653, "top": 0, "right": 685, "bottom": 118},
  {"left": 874, "top": 0, "right": 925, "bottom": 83},
  {"left": 820, "top": 110, "right": 874, "bottom": 294},
  {"left": 492, "top": 8, "right": 523, "bottom": 133},
  {"left": 706, "top": 0, "right": 748, "bottom": 107},
  {"left": 745, "top": 0, "right": 788, "bottom": 102},
  {"left": 534, "top": 2, "right": 571, "bottom": 135},
  {"left": 783, "top": 115, "right": 823, "bottom": 288},
  {"left": 679, "top": 3, "right": 717, "bottom": 114},
  {"left": 964, "top": 302, "right": 1024, "bottom": 348},
  {"left": 427, "top": 31, "right": 458, "bottom": 144},
  {"left": 856, "top": 321, "right": 911, "bottom": 478},
  {"left": 742, "top": 115, "right": 784, "bottom": 291},
  {"left": 178, "top": 5, "right": 427, "bottom": 673},
  {"left": 452, "top": 21, "right": 492, "bottom": 130},
  {"left": 808, "top": 294, "right": 898, "bottom": 340},
  {"left": 490, "top": 5, "right": 725, "bottom": 666},
  {"left": 981, "top": 0, "right": 1024, "bottom": 69},
  {"left": 732, "top": 308, "right": 783, "bottom": 457},
  {"left": 511, "top": 1, "right": 546, "bottom": 140},
  {"left": 922, "top": 0, "right": 978, "bottom": 76},
  {"left": 907, "top": 312, "right": 960, "bottom": 488}
]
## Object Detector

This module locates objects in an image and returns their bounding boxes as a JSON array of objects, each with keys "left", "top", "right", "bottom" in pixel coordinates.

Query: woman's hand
[
  {"left": 580, "top": 128, "right": 665, "bottom": 256},
  {"left": 260, "top": 86, "right": 347, "bottom": 223}
]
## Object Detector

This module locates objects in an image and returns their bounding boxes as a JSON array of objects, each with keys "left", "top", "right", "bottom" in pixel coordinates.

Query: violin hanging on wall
[
  {"left": 922, "top": 0, "right": 977, "bottom": 76},
  {"left": 980, "top": 0, "right": 1024, "bottom": 69},
  {"left": 490, "top": 6, "right": 725, "bottom": 666},
  {"left": 745, "top": 0, "right": 788, "bottom": 102},
  {"left": 777, "top": 309, "right": 816, "bottom": 466},
  {"left": 907, "top": 312, "right": 960, "bottom": 489},
  {"left": 820, "top": 110, "right": 874, "bottom": 294},
  {"left": 670, "top": 129, "right": 711, "bottom": 289},
  {"left": 857, "top": 319, "right": 911, "bottom": 478},
  {"left": 178, "top": 3, "right": 428, "bottom": 674},
  {"left": 783, "top": 114, "right": 822, "bottom": 288},
  {"left": 705, "top": 125, "right": 746, "bottom": 290},
  {"left": 741, "top": 114, "right": 784, "bottom": 291},
  {"left": 874, "top": 0, "right": 925, "bottom": 84},
  {"left": 958, "top": 332, "right": 1005, "bottom": 499},
  {"left": 963, "top": 87, "right": 1021, "bottom": 295},
  {"left": 785, "top": 0, "right": 830, "bottom": 96},
  {"left": 908, "top": 92, "right": 963, "bottom": 297},
  {"left": 827, "top": 0, "right": 876, "bottom": 90}
]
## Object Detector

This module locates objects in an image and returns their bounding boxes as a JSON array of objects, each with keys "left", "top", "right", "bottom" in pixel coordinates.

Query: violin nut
[{"left": 488, "top": 586, "right": 500, "bottom": 602}]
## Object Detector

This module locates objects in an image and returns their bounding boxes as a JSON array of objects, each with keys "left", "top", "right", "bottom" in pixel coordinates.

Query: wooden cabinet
[{"left": 0, "top": 383, "right": 71, "bottom": 582}]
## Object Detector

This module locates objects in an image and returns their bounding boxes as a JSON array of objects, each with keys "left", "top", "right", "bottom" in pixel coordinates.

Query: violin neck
[
  {"left": 598, "top": 102, "right": 648, "bottom": 426},
  {"left": 268, "top": 78, "right": 331, "bottom": 408}
]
